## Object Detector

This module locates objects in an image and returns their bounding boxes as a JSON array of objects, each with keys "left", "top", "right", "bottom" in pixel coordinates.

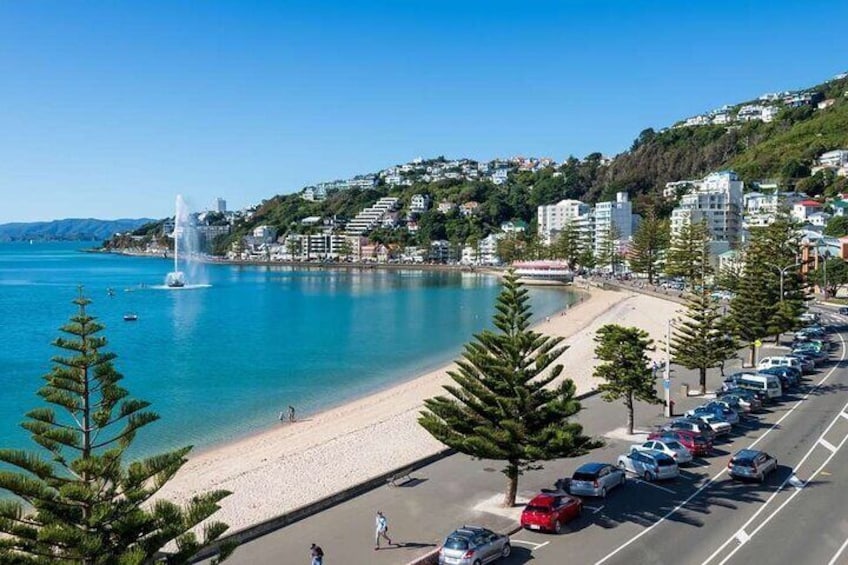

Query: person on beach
[
  {"left": 288, "top": 405, "right": 296, "bottom": 422},
  {"left": 375, "top": 510, "right": 392, "bottom": 550},
  {"left": 310, "top": 543, "right": 324, "bottom": 565}
]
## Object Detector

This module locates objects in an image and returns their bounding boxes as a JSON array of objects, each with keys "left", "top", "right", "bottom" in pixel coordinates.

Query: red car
[
  {"left": 520, "top": 493, "right": 582, "bottom": 534},
  {"left": 649, "top": 430, "right": 712, "bottom": 456}
]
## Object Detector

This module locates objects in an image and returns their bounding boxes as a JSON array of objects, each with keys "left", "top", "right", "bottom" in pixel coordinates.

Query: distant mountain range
[{"left": 0, "top": 218, "right": 156, "bottom": 242}]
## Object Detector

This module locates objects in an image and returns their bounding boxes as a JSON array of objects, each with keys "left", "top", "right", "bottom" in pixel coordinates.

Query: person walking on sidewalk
[
  {"left": 374, "top": 510, "right": 392, "bottom": 550},
  {"left": 310, "top": 543, "right": 324, "bottom": 565}
]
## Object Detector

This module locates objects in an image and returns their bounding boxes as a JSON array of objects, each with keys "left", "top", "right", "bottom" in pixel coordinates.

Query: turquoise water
[{"left": 0, "top": 242, "right": 575, "bottom": 457}]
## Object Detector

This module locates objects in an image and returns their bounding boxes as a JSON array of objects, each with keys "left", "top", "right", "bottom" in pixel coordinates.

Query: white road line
[
  {"left": 584, "top": 505, "right": 605, "bottom": 514},
  {"left": 734, "top": 530, "right": 749, "bottom": 544},
  {"left": 716, "top": 430, "right": 848, "bottom": 565},
  {"left": 631, "top": 479, "right": 676, "bottom": 495},
  {"left": 702, "top": 396, "right": 848, "bottom": 565},
  {"left": 787, "top": 474, "right": 804, "bottom": 489},
  {"left": 593, "top": 329, "right": 847, "bottom": 565},
  {"left": 828, "top": 535, "right": 848, "bottom": 565},
  {"left": 840, "top": 411, "right": 848, "bottom": 421},
  {"left": 819, "top": 438, "right": 837, "bottom": 453},
  {"left": 511, "top": 539, "right": 549, "bottom": 550}
]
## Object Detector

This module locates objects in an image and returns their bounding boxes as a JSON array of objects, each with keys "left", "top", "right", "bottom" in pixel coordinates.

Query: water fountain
[{"left": 161, "top": 195, "right": 209, "bottom": 290}]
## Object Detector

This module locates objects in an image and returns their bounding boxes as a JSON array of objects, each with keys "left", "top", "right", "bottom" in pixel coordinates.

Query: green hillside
[{"left": 108, "top": 72, "right": 848, "bottom": 254}]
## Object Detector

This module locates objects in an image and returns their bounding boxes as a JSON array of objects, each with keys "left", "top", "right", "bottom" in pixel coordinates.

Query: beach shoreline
[{"left": 156, "top": 283, "right": 683, "bottom": 533}]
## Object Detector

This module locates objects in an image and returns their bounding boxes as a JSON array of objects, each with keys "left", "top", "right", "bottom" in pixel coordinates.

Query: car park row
[{"left": 438, "top": 314, "right": 837, "bottom": 564}]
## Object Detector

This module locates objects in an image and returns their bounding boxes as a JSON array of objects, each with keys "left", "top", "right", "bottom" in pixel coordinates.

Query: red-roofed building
[{"left": 792, "top": 200, "right": 823, "bottom": 222}]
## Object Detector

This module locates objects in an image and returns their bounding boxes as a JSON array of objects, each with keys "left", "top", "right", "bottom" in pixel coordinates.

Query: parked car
[
  {"left": 567, "top": 462, "right": 626, "bottom": 498},
  {"left": 649, "top": 430, "right": 713, "bottom": 456},
  {"left": 438, "top": 526, "right": 511, "bottom": 565},
  {"left": 838, "top": 306, "right": 848, "bottom": 315},
  {"left": 617, "top": 448, "right": 679, "bottom": 481},
  {"left": 727, "top": 449, "right": 778, "bottom": 483},
  {"left": 716, "top": 392, "right": 760, "bottom": 414},
  {"left": 634, "top": 439, "right": 693, "bottom": 465},
  {"left": 759, "top": 366, "right": 801, "bottom": 387},
  {"left": 694, "top": 413, "right": 732, "bottom": 436},
  {"left": 520, "top": 493, "right": 582, "bottom": 534},
  {"left": 758, "top": 356, "right": 802, "bottom": 372},
  {"left": 785, "top": 353, "right": 815, "bottom": 373},
  {"left": 663, "top": 418, "right": 717, "bottom": 442},
  {"left": 686, "top": 403, "right": 739, "bottom": 426}
]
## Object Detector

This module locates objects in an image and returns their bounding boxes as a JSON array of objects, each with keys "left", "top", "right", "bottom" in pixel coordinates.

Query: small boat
[{"left": 123, "top": 313, "right": 138, "bottom": 322}]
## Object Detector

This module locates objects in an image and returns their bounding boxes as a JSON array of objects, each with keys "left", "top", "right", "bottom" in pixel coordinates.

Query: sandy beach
[{"left": 157, "top": 284, "right": 683, "bottom": 533}]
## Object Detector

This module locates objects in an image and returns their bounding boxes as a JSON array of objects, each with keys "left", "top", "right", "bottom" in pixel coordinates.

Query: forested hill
[
  {"left": 0, "top": 218, "right": 155, "bottom": 242},
  {"left": 114, "top": 71, "right": 848, "bottom": 253}
]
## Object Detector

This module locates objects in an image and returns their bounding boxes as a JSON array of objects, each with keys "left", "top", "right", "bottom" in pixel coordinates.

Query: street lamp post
[
  {"left": 766, "top": 259, "right": 801, "bottom": 303},
  {"left": 664, "top": 318, "right": 680, "bottom": 418}
]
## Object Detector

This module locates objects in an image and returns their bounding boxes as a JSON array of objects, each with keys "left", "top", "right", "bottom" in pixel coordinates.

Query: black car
[{"left": 839, "top": 307, "right": 848, "bottom": 315}]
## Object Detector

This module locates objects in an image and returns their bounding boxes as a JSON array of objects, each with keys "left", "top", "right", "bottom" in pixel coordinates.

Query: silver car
[
  {"left": 728, "top": 449, "right": 778, "bottom": 482},
  {"left": 568, "top": 462, "right": 626, "bottom": 498},
  {"left": 635, "top": 439, "right": 693, "bottom": 465},
  {"left": 438, "top": 526, "right": 511, "bottom": 565},
  {"left": 617, "top": 448, "right": 679, "bottom": 481}
]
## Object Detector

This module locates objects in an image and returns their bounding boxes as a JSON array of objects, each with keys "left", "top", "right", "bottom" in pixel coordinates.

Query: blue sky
[{"left": 1, "top": 1, "right": 846, "bottom": 223}]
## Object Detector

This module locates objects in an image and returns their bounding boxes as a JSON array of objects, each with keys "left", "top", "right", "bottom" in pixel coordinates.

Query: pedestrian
[
  {"left": 374, "top": 510, "right": 392, "bottom": 550},
  {"left": 288, "top": 405, "right": 296, "bottom": 423},
  {"left": 652, "top": 361, "right": 659, "bottom": 378},
  {"left": 310, "top": 543, "right": 324, "bottom": 565}
]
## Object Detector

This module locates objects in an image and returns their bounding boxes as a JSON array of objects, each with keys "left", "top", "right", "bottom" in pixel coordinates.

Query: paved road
[{"left": 216, "top": 307, "right": 848, "bottom": 565}]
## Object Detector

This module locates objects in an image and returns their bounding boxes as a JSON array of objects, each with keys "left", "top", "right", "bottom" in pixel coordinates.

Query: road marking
[
  {"left": 593, "top": 328, "right": 847, "bottom": 565},
  {"left": 734, "top": 530, "right": 749, "bottom": 544},
  {"left": 511, "top": 539, "right": 549, "bottom": 550},
  {"left": 631, "top": 478, "right": 676, "bottom": 494},
  {"left": 584, "top": 505, "right": 605, "bottom": 514},
  {"left": 828, "top": 535, "right": 848, "bottom": 565},
  {"left": 819, "top": 438, "right": 837, "bottom": 453},
  {"left": 840, "top": 411, "right": 848, "bottom": 421},
  {"left": 715, "top": 430, "right": 848, "bottom": 565},
  {"left": 787, "top": 474, "right": 804, "bottom": 489}
]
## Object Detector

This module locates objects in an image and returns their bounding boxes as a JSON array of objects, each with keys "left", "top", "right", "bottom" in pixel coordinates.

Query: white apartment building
[
  {"left": 302, "top": 186, "right": 327, "bottom": 202},
  {"left": 491, "top": 168, "right": 510, "bottom": 185},
  {"left": 538, "top": 199, "right": 592, "bottom": 244},
  {"left": 593, "top": 192, "right": 637, "bottom": 256},
  {"left": 410, "top": 194, "right": 430, "bottom": 214},
  {"left": 478, "top": 233, "right": 503, "bottom": 265},
  {"left": 344, "top": 197, "right": 400, "bottom": 235},
  {"left": 214, "top": 197, "right": 227, "bottom": 213},
  {"left": 670, "top": 170, "right": 743, "bottom": 256}
]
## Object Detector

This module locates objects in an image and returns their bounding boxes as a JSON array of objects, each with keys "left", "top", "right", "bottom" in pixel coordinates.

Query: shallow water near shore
[{"left": 0, "top": 242, "right": 575, "bottom": 458}]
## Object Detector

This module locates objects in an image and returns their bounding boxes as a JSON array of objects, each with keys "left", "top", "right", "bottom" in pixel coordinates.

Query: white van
[
  {"left": 758, "top": 356, "right": 801, "bottom": 372},
  {"left": 739, "top": 374, "right": 783, "bottom": 399}
]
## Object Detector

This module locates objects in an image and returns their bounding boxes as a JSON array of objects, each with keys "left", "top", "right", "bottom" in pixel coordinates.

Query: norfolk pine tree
[
  {"left": 593, "top": 325, "right": 661, "bottom": 435},
  {"left": 666, "top": 219, "right": 712, "bottom": 288},
  {"left": 550, "top": 221, "right": 582, "bottom": 268},
  {"left": 0, "top": 290, "right": 233, "bottom": 565},
  {"left": 419, "top": 271, "right": 597, "bottom": 507},
  {"left": 595, "top": 223, "right": 623, "bottom": 274},
  {"left": 629, "top": 208, "right": 670, "bottom": 284},
  {"left": 671, "top": 286, "right": 737, "bottom": 395}
]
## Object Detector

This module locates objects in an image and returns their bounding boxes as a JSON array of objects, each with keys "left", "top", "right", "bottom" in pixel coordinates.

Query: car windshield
[
  {"left": 572, "top": 471, "right": 597, "bottom": 481},
  {"left": 732, "top": 458, "right": 755, "bottom": 467},
  {"left": 656, "top": 457, "right": 675, "bottom": 466},
  {"left": 444, "top": 537, "right": 469, "bottom": 550},
  {"left": 524, "top": 505, "right": 550, "bottom": 513},
  {"left": 666, "top": 441, "right": 683, "bottom": 450}
]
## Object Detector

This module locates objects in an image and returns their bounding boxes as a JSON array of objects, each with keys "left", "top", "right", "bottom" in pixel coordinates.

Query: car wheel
[
  {"left": 600, "top": 486, "right": 607, "bottom": 498},
  {"left": 501, "top": 543, "right": 511, "bottom": 558},
  {"left": 554, "top": 520, "right": 562, "bottom": 534},
  {"left": 643, "top": 471, "right": 653, "bottom": 482},
  {"left": 473, "top": 560, "right": 482, "bottom": 565}
]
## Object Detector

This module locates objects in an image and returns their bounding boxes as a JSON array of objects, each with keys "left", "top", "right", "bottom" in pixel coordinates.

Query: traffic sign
[
  {"left": 754, "top": 339, "right": 762, "bottom": 347},
  {"left": 663, "top": 379, "right": 670, "bottom": 390}
]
